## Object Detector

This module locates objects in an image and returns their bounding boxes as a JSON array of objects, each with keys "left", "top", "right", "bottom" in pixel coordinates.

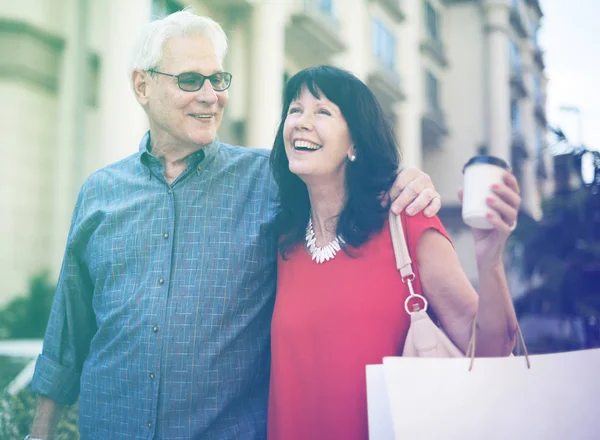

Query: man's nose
[{"left": 195, "top": 79, "right": 218, "bottom": 104}]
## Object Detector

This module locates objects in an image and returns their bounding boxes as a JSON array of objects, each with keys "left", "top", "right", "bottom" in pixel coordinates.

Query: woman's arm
[
  {"left": 416, "top": 172, "right": 521, "bottom": 357},
  {"left": 416, "top": 230, "right": 517, "bottom": 356}
]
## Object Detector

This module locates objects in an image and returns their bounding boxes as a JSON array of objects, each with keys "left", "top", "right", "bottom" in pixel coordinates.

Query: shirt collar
[{"left": 139, "top": 130, "right": 220, "bottom": 170}]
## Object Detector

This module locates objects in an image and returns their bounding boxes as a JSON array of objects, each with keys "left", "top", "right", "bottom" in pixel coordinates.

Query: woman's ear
[
  {"left": 132, "top": 70, "right": 150, "bottom": 105},
  {"left": 348, "top": 147, "right": 357, "bottom": 162}
]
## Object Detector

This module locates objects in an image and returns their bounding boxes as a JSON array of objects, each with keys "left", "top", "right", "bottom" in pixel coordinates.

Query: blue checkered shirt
[{"left": 32, "top": 132, "right": 278, "bottom": 439}]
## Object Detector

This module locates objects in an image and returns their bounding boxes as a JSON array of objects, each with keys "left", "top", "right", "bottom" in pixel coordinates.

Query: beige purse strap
[
  {"left": 388, "top": 211, "right": 428, "bottom": 314},
  {"left": 388, "top": 211, "right": 414, "bottom": 280}
]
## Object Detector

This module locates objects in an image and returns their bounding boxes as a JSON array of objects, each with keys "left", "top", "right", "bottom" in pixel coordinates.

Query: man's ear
[{"left": 132, "top": 70, "right": 150, "bottom": 105}]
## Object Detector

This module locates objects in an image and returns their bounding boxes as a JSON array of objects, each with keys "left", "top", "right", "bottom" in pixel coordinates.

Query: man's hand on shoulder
[{"left": 386, "top": 167, "right": 441, "bottom": 217}]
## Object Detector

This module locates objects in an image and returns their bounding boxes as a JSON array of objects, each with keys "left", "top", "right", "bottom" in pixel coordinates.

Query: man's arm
[
  {"left": 29, "top": 396, "right": 66, "bottom": 440},
  {"left": 387, "top": 167, "right": 441, "bottom": 217},
  {"left": 30, "top": 186, "right": 97, "bottom": 438}
]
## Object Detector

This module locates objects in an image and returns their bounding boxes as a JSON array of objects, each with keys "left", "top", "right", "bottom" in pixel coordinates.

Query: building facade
[
  {"left": 0, "top": 0, "right": 548, "bottom": 303},
  {"left": 418, "top": 0, "right": 550, "bottom": 281}
]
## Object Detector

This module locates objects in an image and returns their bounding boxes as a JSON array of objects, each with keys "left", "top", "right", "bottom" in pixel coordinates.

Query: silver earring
[{"left": 349, "top": 154, "right": 356, "bottom": 162}]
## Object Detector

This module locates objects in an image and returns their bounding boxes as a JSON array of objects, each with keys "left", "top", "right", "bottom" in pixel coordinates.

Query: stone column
[
  {"left": 396, "top": 0, "right": 423, "bottom": 169},
  {"left": 98, "top": 0, "right": 151, "bottom": 165},
  {"left": 218, "top": 11, "right": 249, "bottom": 146},
  {"left": 246, "top": 2, "right": 286, "bottom": 149},
  {"left": 520, "top": 40, "right": 542, "bottom": 219},
  {"left": 335, "top": 0, "right": 368, "bottom": 80},
  {"left": 484, "top": 0, "right": 511, "bottom": 162},
  {"left": 50, "top": 0, "right": 90, "bottom": 278},
  {"left": 224, "top": 15, "right": 248, "bottom": 128},
  {"left": 50, "top": 0, "right": 151, "bottom": 278}
]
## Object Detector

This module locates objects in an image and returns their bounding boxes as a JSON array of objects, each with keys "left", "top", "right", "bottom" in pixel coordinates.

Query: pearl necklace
[{"left": 305, "top": 218, "right": 345, "bottom": 264}]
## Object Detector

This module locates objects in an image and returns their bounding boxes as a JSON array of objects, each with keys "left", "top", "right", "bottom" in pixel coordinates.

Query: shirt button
[
  {"left": 149, "top": 372, "right": 155, "bottom": 380},
  {"left": 147, "top": 422, "right": 152, "bottom": 428},
  {"left": 167, "top": 189, "right": 173, "bottom": 195},
  {"left": 152, "top": 326, "right": 159, "bottom": 333},
  {"left": 159, "top": 278, "right": 164, "bottom": 285},
  {"left": 163, "top": 233, "right": 169, "bottom": 239}
]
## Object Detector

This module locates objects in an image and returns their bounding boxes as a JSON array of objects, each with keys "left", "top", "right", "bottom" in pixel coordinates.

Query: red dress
[{"left": 268, "top": 212, "right": 450, "bottom": 440}]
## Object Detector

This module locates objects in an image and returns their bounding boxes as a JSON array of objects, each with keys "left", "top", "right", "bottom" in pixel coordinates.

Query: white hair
[{"left": 129, "top": 7, "right": 228, "bottom": 73}]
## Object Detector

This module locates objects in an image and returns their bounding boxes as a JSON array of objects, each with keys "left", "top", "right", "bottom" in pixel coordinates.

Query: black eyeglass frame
[{"left": 148, "top": 69, "right": 233, "bottom": 92}]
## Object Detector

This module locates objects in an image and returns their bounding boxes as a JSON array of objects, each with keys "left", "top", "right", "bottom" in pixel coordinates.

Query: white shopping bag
[
  {"left": 366, "top": 365, "right": 395, "bottom": 440},
  {"left": 366, "top": 349, "right": 600, "bottom": 440}
]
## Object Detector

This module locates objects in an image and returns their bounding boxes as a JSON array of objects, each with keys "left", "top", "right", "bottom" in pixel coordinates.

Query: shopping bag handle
[
  {"left": 464, "top": 319, "right": 530, "bottom": 370},
  {"left": 514, "top": 324, "right": 531, "bottom": 368}
]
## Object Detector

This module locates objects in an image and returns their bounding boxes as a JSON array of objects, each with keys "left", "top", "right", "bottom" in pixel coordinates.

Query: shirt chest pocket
[{"left": 89, "top": 233, "right": 140, "bottom": 304}]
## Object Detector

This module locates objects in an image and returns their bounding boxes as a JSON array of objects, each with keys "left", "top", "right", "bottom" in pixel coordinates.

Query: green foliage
[
  {"left": 0, "top": 356, "right": 30, "bottom": 390},
  {"left": 510, "top": 187, "right": 600, "bottom": 349},
  {"left": 514, "top": 189, "right": 600, "bottom": 278},
  {"left": 0, "top": 272, "right": 55, "bottom": 339},
  {"left": 0, "top": 388, "right": 79, "bottom": 440},
  {"left": 512, "top": 188, "right": 600, "bottom": 316},
  {"left": 0, "top": 273, "right": 79, "bottom": 437}
]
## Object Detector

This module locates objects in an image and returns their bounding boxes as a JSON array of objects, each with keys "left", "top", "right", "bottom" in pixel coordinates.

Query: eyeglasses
[{"left": 148, "top": 70, "right": 232, "bottom": 92}]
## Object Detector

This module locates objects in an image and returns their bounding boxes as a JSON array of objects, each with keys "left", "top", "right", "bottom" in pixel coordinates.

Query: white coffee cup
[{"left": 462, "top": 155, "right": 510, "bottom": 229}]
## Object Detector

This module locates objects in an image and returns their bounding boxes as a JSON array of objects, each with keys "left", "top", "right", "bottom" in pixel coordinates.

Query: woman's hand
[{"left": 458, "top": 172, "right": 521, "bottom": 266}]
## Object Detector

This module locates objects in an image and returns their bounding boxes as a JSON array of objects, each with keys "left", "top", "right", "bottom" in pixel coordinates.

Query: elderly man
[{"left": 28, "top": 10, "right": 441, "bottom": 440}]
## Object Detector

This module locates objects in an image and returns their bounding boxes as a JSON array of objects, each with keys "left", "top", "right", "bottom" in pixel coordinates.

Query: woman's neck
[{"left": 307, "top": 180, "right": 346, "bottom": 247}]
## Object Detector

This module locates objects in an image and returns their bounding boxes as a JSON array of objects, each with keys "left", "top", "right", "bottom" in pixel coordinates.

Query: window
[
  {"left": 282, "top": 72, "right": 290, "bottom": 101},
  {"left": 424, "top": 1, "right": 440, "bottom": 42},
  {"left": 152, "top": 0, "right": 183, "bottom": 18},
  {"left": 372, "top": 19, "right": 397, "bottom": 71},
  {"left": 509, "top": 39, "right": 522, "bottom": 76},
  {"left": 317, "top": 0, "right": 334, "bottom": 16},
  {"left": 425, "top": 70, "right": 440, "bottom": 111},
  {"left": 530, "top": 18, "right": 538, "bottom": 44},
  {"left": 511, "top": 99, "right": 523, "bottom": 135},
  {"left": 533, "top": 75, "right": 543, "bottom": 107},
  {"left": 535, "top": 127, "right": 544, "bottom": 153}
]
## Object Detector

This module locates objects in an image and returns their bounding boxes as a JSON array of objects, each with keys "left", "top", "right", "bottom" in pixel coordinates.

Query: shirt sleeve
[
  {"left": 31, "top": 184, "right": 97, "bottom": 405},
  {"left": 402, "top": 212, "right": 452, "bottom": 252}
]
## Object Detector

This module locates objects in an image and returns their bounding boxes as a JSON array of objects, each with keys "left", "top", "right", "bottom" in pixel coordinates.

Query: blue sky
[{"left": 540, "top": 0, "right": 600, "bottom": 150}]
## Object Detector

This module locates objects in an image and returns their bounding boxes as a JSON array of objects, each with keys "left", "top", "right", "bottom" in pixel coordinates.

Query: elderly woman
[{"left": 267, "top": 66, "right": 520, "bottom": 440}]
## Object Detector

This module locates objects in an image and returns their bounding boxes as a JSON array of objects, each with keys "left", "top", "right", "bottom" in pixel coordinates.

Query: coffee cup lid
[{"left": 463, "top": 155, "right": 510, "bottom": 173}]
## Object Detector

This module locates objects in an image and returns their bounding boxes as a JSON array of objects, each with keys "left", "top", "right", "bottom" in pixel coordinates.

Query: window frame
[
  {"left": 424, "top": 0, "right": 440, "bottom": 42},
  {"left": 425, "top": 70, "right": 440, "bottom": 111},
  {"left": 372, "top": 18, "right": 397, "bottom": 72}
]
